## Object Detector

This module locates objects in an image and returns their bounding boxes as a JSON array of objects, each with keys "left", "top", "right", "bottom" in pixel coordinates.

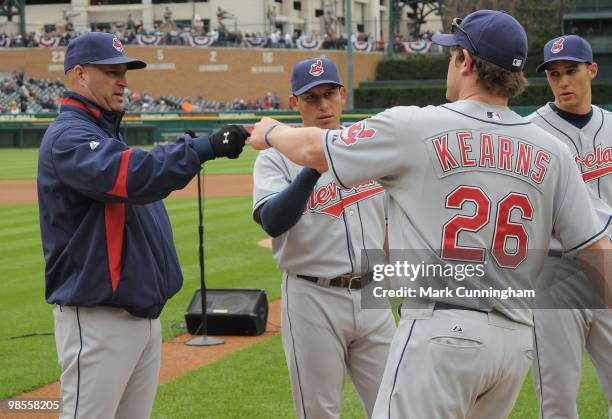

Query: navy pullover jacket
[{"left": 37, "top": 92, "right": 215, "bottom": 318}]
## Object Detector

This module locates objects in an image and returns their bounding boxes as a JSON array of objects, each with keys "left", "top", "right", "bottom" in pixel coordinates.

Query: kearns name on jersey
[{"left": 427, "top": 130, "right": 552, "bottom": 185}]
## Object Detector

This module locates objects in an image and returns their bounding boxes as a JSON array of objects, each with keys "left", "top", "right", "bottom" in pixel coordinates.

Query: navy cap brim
[
  {"left": 536, "top": 56, "right": 590, "bottom": 72},
  {"left": 432, "top": 33, "right": 460, "bottom": 47},
  {"left": 89, "top": 55, "right": 147, "bottom": 70},
  {"left": 293, "top": 79, "right": 343, "bottom": 96}
]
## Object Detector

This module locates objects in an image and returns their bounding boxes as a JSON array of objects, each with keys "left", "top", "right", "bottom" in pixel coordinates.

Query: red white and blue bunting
[
  {"left": 403, "top": 40, "right": 432, "bottom": 54},
  {"left": 183, "top": 33, "right": 217, "bottom": 47},
  {"left": 135, "top": 34, "right": 163, "bottom": 46},
  {"left": 243, "top": 35, "right": 268, "bottom": 48},
  {"left": 352, "top": 40, "right": 372, "bottom": 52},
  {"left": 36, "top": 35, "right": 60, "bottom": 48},
  {"left": 296, "top": 38, "right": 322, "bottom": 50}
]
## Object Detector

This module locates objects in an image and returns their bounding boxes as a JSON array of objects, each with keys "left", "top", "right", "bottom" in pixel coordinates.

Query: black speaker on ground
[{"left": 185, "top": 289, "right": 268, "bottom": 336}]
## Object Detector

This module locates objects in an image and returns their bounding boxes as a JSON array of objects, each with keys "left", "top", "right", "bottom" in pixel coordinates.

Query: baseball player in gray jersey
[
  {"left": 249, "top": 10, "right": 612, "bottom": 418},
  {"left": 252, "top": 57, "right": 396, "bottom": 419},
  {"left": 526, "top": 35, "right": 612, "bottom": 419}
]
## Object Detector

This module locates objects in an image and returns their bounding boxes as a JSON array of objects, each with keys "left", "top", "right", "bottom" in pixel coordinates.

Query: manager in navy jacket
[{"left": 37, "top": 32, "right": 249, "bottom": 419}]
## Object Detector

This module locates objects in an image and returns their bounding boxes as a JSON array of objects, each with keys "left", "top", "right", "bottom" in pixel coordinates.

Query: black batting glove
[{"left": 208, "top": 125, "right": 249, "bottom": 159}]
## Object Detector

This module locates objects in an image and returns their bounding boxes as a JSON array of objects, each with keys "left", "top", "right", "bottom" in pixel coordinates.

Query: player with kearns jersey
[{"left": 249, "top": 10, "right": 611, "bottom": 419}]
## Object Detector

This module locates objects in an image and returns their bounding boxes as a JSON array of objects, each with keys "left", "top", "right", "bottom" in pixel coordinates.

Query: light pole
[{"left": 386, "top": 0, "right": 396, "bottom": 58}]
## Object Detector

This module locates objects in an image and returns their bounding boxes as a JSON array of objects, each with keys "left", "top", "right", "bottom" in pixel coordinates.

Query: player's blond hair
[{"left": 452, "top": 47, "right": 528, "bottom": 98}]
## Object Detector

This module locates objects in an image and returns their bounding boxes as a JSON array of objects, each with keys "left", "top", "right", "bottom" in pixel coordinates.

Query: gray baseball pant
[
  {"left": 281, "top": 273, "right": 396, "bottom": 419},
  {"left": 54, "top": 305, "right": 161, "bottom": 419},
  {"left": 373, "top": 308, "right": 533, "bottom": 419}
]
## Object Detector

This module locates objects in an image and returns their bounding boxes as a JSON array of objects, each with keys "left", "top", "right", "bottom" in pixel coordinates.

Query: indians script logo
[
  {"left": 112, "top": 37, "right": 124, "bottom": 52},
  {"left": 309, "top": 59, "right": 324, "bottom": 77},
  {"left": 574, "top": 145, "right": 612, "bottom": 182},
  {"left": 306, "top": 181, "right": 385, "bottom": 218},
  {"left": 338, "top": 122, "right": 377, "bottom": 146},
  {"left": 551, "top": 38, "right": 564, "bottom": 54}
]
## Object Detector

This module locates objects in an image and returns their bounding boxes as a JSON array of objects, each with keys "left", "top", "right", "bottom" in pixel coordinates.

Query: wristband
[{"left": 264, "top": 124, "right": 281, "bottom": 147}]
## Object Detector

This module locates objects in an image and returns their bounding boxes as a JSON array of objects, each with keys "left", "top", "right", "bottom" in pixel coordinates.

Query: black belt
[
  {"left": 434, "top": 302, "right": 489, "bottom": 314},
  {"left": 297, "top": 272, "right": 373, "bottom": 290}
]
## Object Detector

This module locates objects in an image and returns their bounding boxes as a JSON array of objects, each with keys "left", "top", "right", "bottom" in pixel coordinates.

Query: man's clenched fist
[{"left": 209, "top": 125, "right": 249, "bottom": 159}]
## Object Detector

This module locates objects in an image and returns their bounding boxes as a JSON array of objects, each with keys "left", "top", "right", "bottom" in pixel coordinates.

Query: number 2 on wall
[{"left": 441, "top": 185, "right": 533, "bottom": 269}]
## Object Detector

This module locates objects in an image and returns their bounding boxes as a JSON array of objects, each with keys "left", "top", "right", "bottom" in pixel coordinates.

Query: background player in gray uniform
[
  {"left": 526, "top": 35, "right": 612, "bottom": 419},
  {"left": 252, "top": 57, "right": 396, "bottom": 419},
  {"left": 249, "top": 10, "right": 612, "bottom": 418}
]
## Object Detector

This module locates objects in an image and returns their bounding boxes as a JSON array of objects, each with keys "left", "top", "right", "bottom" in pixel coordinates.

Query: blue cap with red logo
[
  {"left": 432, "top": 9, "right": 528, "bottom": 72},
  {"left": 64, "top": 32, "right": 147, "bottom": 73},
  {"left": 536, "top": 35, "right": 593, "bottom": 72},
  {"left": 291, "top": 57, "right": 343, "bottom": 95}
]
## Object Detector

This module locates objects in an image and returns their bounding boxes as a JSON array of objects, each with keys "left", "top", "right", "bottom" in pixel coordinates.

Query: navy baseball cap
[
  {"left": 64, "top": 32, "right": 146, "bottom": 73},
  {"left": 291, "top": 57, "right": 343, "bottom": 95},
  {"left": 432, "top": 10, "right": 528, "bottom": 72},
  {"left": 536, "top": 35, "right": 593, "bottom": 72}
]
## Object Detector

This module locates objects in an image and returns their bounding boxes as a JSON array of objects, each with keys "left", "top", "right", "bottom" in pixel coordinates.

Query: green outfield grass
[
  {"left": 0, "top": 145, "right": 258, "bottom": 180},
  {"left": 152, "top": 335, "right": 365, "bottom": 419}
]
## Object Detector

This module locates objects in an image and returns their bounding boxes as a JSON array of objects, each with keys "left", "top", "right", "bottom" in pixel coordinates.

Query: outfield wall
[
  {"left": 0, "top": 111, "right": 374, "bottom": 147},
  {"left": 0, "top": 47, "right": 382, "bottom": 108},
  {"left": 5, "top": 105, "right": 611, "bottom": 148},
  {"left": 0, "top": 106, "right": 546, "bottom": 148}
]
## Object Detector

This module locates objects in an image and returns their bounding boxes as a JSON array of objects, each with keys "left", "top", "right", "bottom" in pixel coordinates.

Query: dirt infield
[
  {"left": 0, "top": 175, "right": 253, "bottom": 205},
  {"left": 0, "top": 300, "right": 280, "bottom": 419}
]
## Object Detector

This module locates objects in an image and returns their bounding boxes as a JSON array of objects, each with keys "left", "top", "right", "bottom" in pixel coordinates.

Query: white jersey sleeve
[
  {"left": 323, "top": 107, "right": 419, "bottom": 188},
  {"left": 252, "top": 148, "right": 292, "bottom": 212}
]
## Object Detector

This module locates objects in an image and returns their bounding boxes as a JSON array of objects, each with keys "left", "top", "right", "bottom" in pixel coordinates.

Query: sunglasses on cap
[{"left": 452, "top": 17, "right": 479, "bottom": 57}]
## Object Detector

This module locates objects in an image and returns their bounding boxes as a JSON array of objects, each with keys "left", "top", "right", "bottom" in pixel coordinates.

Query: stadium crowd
[
  {"left": 0, "top": 72, "right": 283, "bottom": 114},
  {"left": 0, "top": 26, "right": 377, "bottom": 49},
  {"left": 0, "top": 22, "right": 434, "bottom": 53}
]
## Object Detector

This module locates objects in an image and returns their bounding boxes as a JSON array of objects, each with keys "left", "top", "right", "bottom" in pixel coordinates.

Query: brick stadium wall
[{"left": 0, "top": 47, "right": 383, "bottom": 108}]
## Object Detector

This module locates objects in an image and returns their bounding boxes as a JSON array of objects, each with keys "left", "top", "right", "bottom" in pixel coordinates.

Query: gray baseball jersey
[
  {"left": 527, "top": 104, "right": 612, "bottom": 419},
  {"left": 320, "top": 100, "right": 609, "bottom": 418},
  {"left": 253, "top": 147, "right": 387, "bottom": 276},
  {"left": 252, "top": 148, "right": 396, "bottom": 419},
  {"left": 323, "top": 100, "right": 607, "bottom": 326},
  {"left": 527, "top": 104, "right": 611, "bottom": 202}
]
